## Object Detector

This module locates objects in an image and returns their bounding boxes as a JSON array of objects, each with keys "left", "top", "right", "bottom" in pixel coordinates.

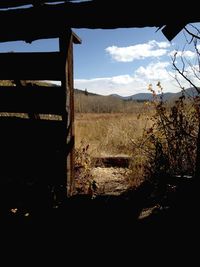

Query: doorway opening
[{"left": 72, "top": 27, "right": 200, "bottom": 222}]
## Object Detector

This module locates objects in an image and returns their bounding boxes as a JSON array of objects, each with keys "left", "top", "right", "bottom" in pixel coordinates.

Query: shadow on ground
[{"left": 1, "top": 176, "right": 199, "bottom": 240}]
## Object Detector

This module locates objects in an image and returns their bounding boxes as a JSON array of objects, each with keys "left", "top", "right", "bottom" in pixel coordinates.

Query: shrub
[
  {"left": 129, "top": 82, "right": 199, "bottom": 188},
  {"left": 73, "top": 142, "right": 97, "bottom": 196}
]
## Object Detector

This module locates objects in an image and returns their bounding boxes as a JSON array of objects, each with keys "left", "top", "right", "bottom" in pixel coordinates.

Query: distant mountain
[
  {"left": 72, "top": 86, "right": 200, "bottom": 113},
  {"left": 109, "top": 92, "right": 175, "bottom": 101},
  {"left": 109, "top": 94, "right": 125, "bottom": 99},
  {"left": 108, "top": 87, "right": 200, "bottom": 101},
  {"left": 74, "top": 88, "right": 99, "bottom": 96},
  {"left": 172, "top": 87, "right": 199, "bottom": 99},
  {"left": 127, "top": 93, "right": 154, "bottom": 101},
  {"left": 109, "top": 93, "right": 153, "bottom": 101}
]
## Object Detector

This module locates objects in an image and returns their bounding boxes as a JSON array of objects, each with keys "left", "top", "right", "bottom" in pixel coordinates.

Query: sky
[
  {"left": 73, "top": 25, "right": 200, "bottom": 96},
  {"left": 0, "top": 24, "right": 200, "bottom": 96}
]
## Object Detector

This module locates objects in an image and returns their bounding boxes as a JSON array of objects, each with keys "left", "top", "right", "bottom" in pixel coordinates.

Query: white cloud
[
  {"left": 105, "top": 40, "right": 170, "bottom": 62},
  {"left": 155, "top": 41, "right": 171, "bottom": 48},
  {"left": 75, "top": 60, "right": 200, "bottom": 97},
  {"left": 168, "top": 50, "right": 196, "bottom": 59},
  {"left": 135, "top": 62, "right": 171, "bottom": 81},
  {"left": 110, "top": 75, "right": 134, "bottom": 84},
  {"left": 75, "top": 76, "right": 143, "bottom": 96},
  {"left": 74, "top": 76, "right": 171, "bottom": 97},
  {"left": 75, "top": 61, "right": 180, "bottom": 96}
]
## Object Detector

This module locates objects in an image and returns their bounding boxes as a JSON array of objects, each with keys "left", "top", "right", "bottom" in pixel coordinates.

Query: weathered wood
[
  {"left": 0, "top": 117, "right": 65, "bottom": 183},
  {"left": 59, "top": 29, "right": 75, "bottom": 196},
  {"left": 0, "top": 0, "right": 68, "bottom": 8},
  {"left": 67, "top": 33, "right": 75, "bottom": 196},
  {"left": 0, "top": 117, "right": 65, "bottom": 143},
  {"left": 0, "top": 86, "right": 64, "bottom": 114},
  {"left": 0, "top": 52, "right": 62, "bottom": 80},
  {"left": 0, "top": 0, "right": 34, "bottom": 8},
  {"left": 162, "top": 23, "right": 187, "bottom": 42},
  {"left": 72, "top": 31, "right": 82, "bottom": 44},
  {"left": 0, "top": 2, "right": 199, "bottom": 42}
]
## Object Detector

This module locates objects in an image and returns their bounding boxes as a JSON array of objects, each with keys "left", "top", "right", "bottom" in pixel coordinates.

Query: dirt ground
[
  {"left": 90, "top": 164, "right": 198, "bottom": 222},
  {"left": 90, "top": 165, "right": 160, "bottom": 220},
  {"left": 91, "top": 167, "right": 132, "bottom": 195}
]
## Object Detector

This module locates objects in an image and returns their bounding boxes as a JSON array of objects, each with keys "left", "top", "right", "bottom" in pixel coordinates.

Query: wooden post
[{"left": 59, "top": 29, "right": 75, "bottom": 196}]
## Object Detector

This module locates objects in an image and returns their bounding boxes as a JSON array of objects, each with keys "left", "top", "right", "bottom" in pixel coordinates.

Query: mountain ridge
[
  {"left": 107, "top": 87, "right": 199, "bottom": 101},
  {"left": 42, "top": 81, "right": 200, "bottom": 101}
]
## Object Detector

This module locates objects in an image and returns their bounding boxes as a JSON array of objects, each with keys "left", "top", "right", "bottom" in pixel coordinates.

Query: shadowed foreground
[
  {"left": 1, "top": 177, "right": 199, "bottom": 240},
  {"left": 1, "top": 181, "right": 200, "bottom": 265}
]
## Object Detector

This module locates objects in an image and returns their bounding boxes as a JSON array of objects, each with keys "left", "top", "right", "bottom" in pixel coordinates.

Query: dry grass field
[
  {"left": 74, "top": 94, "right": 198, "bottom": 195},
  {"left": 75, "top": 111, "right": 153, "bottom": 157},
  {"left": 74, "top": 110, "right": 155, "bottom": 193}
]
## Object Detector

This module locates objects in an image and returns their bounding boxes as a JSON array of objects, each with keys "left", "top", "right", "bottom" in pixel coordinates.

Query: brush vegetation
[{"left": 75, "top": 84, "right": 199, "bottom": 186}]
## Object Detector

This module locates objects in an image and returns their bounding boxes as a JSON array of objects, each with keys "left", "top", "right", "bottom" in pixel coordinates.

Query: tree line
[{"left": 74, "top": 91, "right": 146, "bottom": 113}]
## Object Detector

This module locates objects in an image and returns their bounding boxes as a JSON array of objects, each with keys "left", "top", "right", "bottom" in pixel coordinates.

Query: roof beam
[
  {"left": 0, "top": 1, "right": 199, "bottom": 42},
  {"left": 0, "top": 1, "right": 68, "bottom": 8}
]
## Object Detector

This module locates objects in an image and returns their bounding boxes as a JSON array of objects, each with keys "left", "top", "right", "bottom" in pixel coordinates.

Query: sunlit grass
[{"left": 75, "top": 112, "right": 153, "bottom": 157}]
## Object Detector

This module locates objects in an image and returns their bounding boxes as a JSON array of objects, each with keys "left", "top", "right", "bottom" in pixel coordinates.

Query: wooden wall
[{"left": 0, "top": 28, "right": 80, "bottom": 212}]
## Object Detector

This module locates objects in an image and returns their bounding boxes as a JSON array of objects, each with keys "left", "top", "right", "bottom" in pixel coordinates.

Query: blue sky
[
  {"left": 73, "top": 26, "right": 200, "bottom": 96},
  {"left": 0, "top": 24, "right": 200, "bottom": 96}
]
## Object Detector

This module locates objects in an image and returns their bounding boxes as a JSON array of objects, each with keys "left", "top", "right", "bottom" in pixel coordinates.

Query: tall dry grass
[
  {"left": 75, "top": 92, "right": 199, "bottom": 187},
  {"left": 75, "top": 110, "right": 153, "bottom": 157}
]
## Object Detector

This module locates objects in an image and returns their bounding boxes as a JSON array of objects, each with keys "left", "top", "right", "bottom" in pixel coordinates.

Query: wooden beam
[
  {"left": 0, "top": 52, "right": 63, "bottom": 80},
  {"left": 0, "top": 0, "right": 34, "bottom": 8},
  {"left": 0, "top": 2, "right": 199, "bottom": 42},
  {"left": 162, "top": 23, "right": 187, "bottom": 42},
  {"left": 0, "top": 0, "right": 68, "bottom": 8},
  {"left": 72, "top": 31, "right": 81, "bottom": 44},
  {"left": 59, "top": 29, "right": 75, "bottom": 196},
  {"left": 0, "top": 86, "right": 64, "bottom": 114},
  {"left": 66, "top": 32, "right": 75, "bottom": 196}
]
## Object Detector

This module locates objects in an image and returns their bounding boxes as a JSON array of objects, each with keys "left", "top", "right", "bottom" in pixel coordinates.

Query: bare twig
[
  {"left": 184, "top": 26, "right": 200, "bottom": 40},
  {"left": 172, "top": 53, "right": 200, "bottom": 94}
]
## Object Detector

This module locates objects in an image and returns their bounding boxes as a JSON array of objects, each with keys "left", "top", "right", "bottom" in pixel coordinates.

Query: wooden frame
[
  {"left": 0, "top": 29, "right": 81, "bottom": 200},
  {"left": 59, "top": 29, "right": 81, "bottom": 196}
]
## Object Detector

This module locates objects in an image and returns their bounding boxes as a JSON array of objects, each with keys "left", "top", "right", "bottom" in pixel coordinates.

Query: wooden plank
[
  {"left": 0, "top": 52, "right": 63, "bottom": 80},
  {"left": 59, "top": 31, "right": 70, "bottom": 196},
  {"left": 0, "top": 1, "right": 68, "bottom": 8},
  {"left": 0, "top": 2, "right": 198, "bottom": 42},
  {"left": 0, "top": 86, "right": 64, "bottom": 114},
  {"left": 0, "top": 117, "right": 66, "bottom": 183},
  {"left": 72, "top": 31, "right": 81, "bottom": 44},
  {"left": 0, "top": 0, "right": 34, "bottom": 8},
  {"left": 59, "top": 30, "right": 75, "bottom": 196},
  {"left": 67, "top": 33, "right": 75, "bottom": 196},
  {"left": 0, "top": 117, "right": 65, "bottom": 143},
  {"left": 162, "top": 23, "right": 187, "bottom": 42}
]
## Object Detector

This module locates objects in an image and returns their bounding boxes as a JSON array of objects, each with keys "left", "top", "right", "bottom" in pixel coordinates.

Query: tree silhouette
[
  {"left": 84, "top": 88, "right": 88, "bottom": 96},
  {"left": 171, "top": 24, "right": 200, "bottom": 180}
]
